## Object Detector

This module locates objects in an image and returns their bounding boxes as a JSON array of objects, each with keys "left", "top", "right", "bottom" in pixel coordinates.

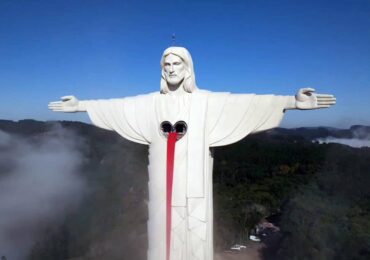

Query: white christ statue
[{"left": 49, "top": 47, "right": 336, "bottom": 260}]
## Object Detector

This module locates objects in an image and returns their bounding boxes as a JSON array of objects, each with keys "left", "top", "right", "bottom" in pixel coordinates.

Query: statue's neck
[{"left": 167, "top": 82, "right": 187, "bottom": 96}]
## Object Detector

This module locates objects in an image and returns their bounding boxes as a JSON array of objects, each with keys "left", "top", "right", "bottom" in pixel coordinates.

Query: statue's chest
[{"left": 155, "top": 94, "right": 191, "bottom": 124}]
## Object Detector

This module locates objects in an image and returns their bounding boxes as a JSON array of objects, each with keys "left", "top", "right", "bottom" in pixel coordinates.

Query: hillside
[{"left": 0, "top": 120, "right": 369, "bottom": 260}]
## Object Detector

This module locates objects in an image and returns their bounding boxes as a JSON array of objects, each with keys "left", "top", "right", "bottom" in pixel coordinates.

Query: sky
[{"left": 0, "top": 0, "right": 369, "bottom": 128}]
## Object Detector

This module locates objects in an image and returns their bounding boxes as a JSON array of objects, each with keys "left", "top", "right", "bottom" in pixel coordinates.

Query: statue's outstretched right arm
[
  {"left": 48, "top": 95, "right": 87, "bottom": 112},
  {"left": 48, "top": 94, "right": 152, "bottom": 145}
]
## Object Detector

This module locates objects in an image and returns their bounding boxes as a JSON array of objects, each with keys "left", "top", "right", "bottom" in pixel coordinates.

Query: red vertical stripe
[{"left": 166, "top": 132, "right": 177, "bottom": 260}]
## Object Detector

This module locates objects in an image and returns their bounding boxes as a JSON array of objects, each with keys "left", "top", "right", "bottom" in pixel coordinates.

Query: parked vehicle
[
  {"left": 249, "top": 235, "right": 261, "bottom": 242},
  {"left": 230, "top": 244, "right": 247, "bottom": 251}
]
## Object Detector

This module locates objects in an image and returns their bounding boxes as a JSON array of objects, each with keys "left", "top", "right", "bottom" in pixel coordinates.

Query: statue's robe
[{"left": 84, "top": 90, "right": 288, "bottom": 260}]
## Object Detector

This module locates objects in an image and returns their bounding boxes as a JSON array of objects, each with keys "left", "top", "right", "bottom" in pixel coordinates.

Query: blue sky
[{"left": 0, "top": 0, "right": 369, "bottom": 127}]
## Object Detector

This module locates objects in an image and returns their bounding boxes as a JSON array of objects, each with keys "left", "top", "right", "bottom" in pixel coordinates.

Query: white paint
[{"left": 49, "top": 46, "right": 336, "bottom": 260}]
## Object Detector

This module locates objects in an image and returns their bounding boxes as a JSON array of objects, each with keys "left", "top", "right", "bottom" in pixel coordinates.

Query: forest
[{"left": 0, "top": 120, "right": 369, "bottom": 260}]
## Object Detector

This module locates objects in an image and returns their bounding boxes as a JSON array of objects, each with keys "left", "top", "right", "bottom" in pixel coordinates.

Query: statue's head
[{"left": 160, "top": 47, "right": 198, "bottom": 94}]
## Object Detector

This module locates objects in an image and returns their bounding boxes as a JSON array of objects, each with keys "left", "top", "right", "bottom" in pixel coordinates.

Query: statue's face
[{"left": 163, "top": 54, "right": 186, "bottom": 86}]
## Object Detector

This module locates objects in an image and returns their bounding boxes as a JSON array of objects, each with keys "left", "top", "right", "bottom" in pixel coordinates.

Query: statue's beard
[{"left": 167, "top": 78, "right": 185, "bottom": 92}]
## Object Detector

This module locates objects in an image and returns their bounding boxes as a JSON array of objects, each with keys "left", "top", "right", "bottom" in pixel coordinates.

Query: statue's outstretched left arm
[{"left": 284, "top": 88, "right": 336, "bottom": 110}]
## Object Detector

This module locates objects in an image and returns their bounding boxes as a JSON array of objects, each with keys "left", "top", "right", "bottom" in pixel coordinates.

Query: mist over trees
[
  {"left": 0, "top": 125, "right": 87, "bottom": 260},
  {"left": 0, "top": 120, "right": 369, "bottom": 260}
]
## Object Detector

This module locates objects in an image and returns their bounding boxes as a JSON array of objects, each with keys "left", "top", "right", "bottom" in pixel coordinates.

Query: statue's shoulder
[
  {"left": 193, "top": 89, "right": 230, "bottom": 99},
  {"left": 125, "top": 91, "right": 160, "bottom": 100},
  {"left": 193, "top": 89, "right": 226, "bottom": 95}
]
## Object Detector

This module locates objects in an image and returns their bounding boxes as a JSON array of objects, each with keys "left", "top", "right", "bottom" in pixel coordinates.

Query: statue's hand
[
  {"left": 295, "top": 88, "right": 336, "bottom": 110},
  {"left": 48, "top": 95, "right": 80, "bottom": 113}
]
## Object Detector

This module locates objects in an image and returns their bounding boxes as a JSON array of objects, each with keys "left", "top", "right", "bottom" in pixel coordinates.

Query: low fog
[
  {"left": 316, "top": 137, "right": 370, "bottom": 148},
  {"left": 0, "top": 126, "right": 87, "bottom": 260},
  {"left": 316, "top": 127, "right": 370, "bottom": 148}
]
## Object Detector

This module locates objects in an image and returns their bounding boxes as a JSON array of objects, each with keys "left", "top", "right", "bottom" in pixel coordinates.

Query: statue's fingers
[
  {"left": 49, "top": 107, "right": 63, "bottom": 111},
  {"left": 317, "top": 98, "right": 336, "bottom": 103},
  {"left": 301, "top": 87, "right": 316, "bottom": 93},
  {"left": 48, "top": 106, "right": 63, "bottom": 111},
  {"left": 317, "top": 96, "right": 336, "bottom": 101},
  {"left": 49, "top": 101, "right": 62, "bottom": 105},
  {"left": 317, "top": 104, "right": 331, "bottom": 108},
  {"left": 318, "top": 101, "right": 336, "bottom": 105},
  {"left": 61, "top": 95, "right": 74, "bottom": 101},
  {"left": 316, "top": 94, "right": 334, "bottom": 98},
  {"left": 48, "top": 103, "right": 62, "bottom": 108}
]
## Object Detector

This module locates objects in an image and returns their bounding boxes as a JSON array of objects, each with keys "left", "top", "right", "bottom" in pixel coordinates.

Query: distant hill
[
  {"left": 270, "top": 125, "right": 370, "bottom": 140},
  {"left": 2, "top": 119, "right": 369, "bottom": 140}
]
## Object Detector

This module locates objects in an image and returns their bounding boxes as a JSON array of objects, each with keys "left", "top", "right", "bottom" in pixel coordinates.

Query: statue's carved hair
[{"left": 160, "top": 47, "right": 198, "bottom": 94}]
